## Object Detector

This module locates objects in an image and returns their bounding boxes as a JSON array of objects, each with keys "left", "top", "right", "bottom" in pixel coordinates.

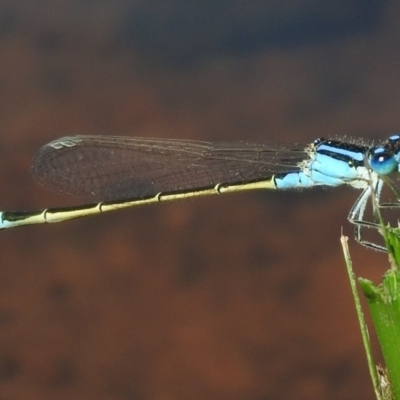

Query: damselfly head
[{"left": 368, "top": 146, "right": 398, "bottom": 175}]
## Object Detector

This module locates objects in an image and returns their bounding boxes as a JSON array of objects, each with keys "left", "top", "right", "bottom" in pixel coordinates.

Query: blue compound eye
[{"left": 369, "top": 147, "right": 398, "bottom": 175}]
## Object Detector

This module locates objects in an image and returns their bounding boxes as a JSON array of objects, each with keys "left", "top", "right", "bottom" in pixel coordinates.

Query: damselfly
[{"left": 1, "top": 134, "right": 400, "bottom": 251}]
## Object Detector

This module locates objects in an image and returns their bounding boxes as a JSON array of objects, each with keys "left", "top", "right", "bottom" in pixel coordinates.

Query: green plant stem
[
  {"left": 341, "top": 235, "right": 383, "bottom": 399},
  {"left": 359, "top": 270, "right": 400, "bottom": 399}
]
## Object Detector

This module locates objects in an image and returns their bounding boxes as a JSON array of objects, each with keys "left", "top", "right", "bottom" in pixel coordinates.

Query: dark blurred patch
[
  {"left": 50, "top": 358, "right": 78, "bottom": 387},
  {"left": 36, "top": 30, "right": 69, "bottom": 55},
  {"left": 177, "top": 244, "right": 209, "bottom": 287},
  {"left": 46, "top": 281, "right": 72, "bottom": 301},
  {"left": 0, "top": 352, "right": 20, "bottom": 381},
  {"left": 0, "top": 6, "right": 18, "bottom": 37},
  {"left": 118, "top": 0, "right": 387, "bottom": 66},
  {"left": 36, "top": 68, "right": 73, "bottom": 97},
  {"left": 279, "top": 273, "right": 309, "bottom": 303},
  {"left": 0, "top": 310, "right": 15, "bottom": 327},
  {"left": 325, "top": 355, "right": 361, "bottom": 396}
]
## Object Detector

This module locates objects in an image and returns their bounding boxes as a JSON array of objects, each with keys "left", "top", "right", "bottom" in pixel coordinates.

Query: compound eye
[{"left": 369, "top": 147, "right": 398, "bottom": 175}]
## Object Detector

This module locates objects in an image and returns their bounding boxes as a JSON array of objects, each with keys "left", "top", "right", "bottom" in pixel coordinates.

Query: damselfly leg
[{"left": 349, "top": 172, "right": 400, "bottom": 251}]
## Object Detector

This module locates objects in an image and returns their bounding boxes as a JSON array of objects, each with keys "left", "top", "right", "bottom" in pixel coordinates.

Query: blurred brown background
[{"left": 0, "top": 1, "right": 398, "bottom": 399}]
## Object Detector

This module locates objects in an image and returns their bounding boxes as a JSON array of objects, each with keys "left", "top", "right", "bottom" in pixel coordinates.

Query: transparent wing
[{"left": 32, "top": 135, "right": 309, "bottom": 201}]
